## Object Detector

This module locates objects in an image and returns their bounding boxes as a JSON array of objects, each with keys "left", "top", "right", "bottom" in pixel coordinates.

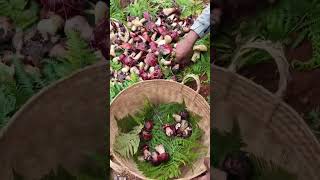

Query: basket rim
[
  {"left": 110, "top": 79, "right": 210, "bottom": 180},
  {"left": 111, "top": 79, "right": 209, "bottom": 107},
  {"left": 0, "top": 61, "right": 107, "bottom": 139}
]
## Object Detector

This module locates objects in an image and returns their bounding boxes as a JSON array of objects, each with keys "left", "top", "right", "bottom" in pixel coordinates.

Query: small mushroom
[
  {"left": 180, "top": 111, "right": 189, "bottom": 120},
  {"left": 128, "top": 38, "right": 134, "bottom": 44},
  {"left": 180, "top": 120, "right": 189, "bottom": 131},
  {"left": 132, "top": 17, "right": 143, "bottom": 27},
  {"left": 151, "top": 152, "right": 161, "bottom": 166},
  {"left": 168, "top": 14, "right": 175, "bottom": 21},
  {"left": 182, "top": 126, "right": 192, "bottom": 138},
  {"left": 141, "top": 130, "right": 152, "bottom": 141},
  {"left": 193, "top": 45, "right": 208, "bottom": 52},
  {"left": 138, "top": 62, "right": 145, "bottom": 70},
  {"left": 163, "top": 8, "right": 176, "bottom": 16},
  {"left": 164, "top": 35, "right": 172, "bottom": 44},
  {"left": 144, "top": 120, "right": 154, "bottom": 132},
  {"left": 175, "top": 122, "right": 181, "bottom": 130},
  {"left": 151, "top": 32, "right": 157, "bottom": 41},
  {"left": 121, "top": 65, "right": 130, "bottom": 73},
  {"left": 155, "top": 17, "right": 162, "bottom": 26},
  {"left": 160, "top": 58, "right": 172, "bottom": 66},
  {"left": 139, "top": 35, "right": 147, "bottom": 43},
  {"left": 139, "top": 18, "right": 147, "bottom": 24},
  {"left": 172, "top": 22, "right": 177, "bottom": 27},
  {"left": 142, "top": 145, "right": 152, "bottom": 161},
  {"left": 130, "top": 66, "right": 139, "bottom": 74},
  {"left": 182, "top": 27, "right": 190, "bottom": 33},
  {"left": 110, "top": 45, "right": 116, "bottom": 57},
  {"left": 131, "top": 25, "right": 137, "bottom": 31},
  {"left": 133, "top": 51, "right": 143, "bottom": 60},
  {"left": 127, "top": 21, "right": 132, "bottom": 28},
  {"left": 163, "top": 124, "right": 175, "bottom": 137},
  {"left": 172, "top": 114, "right": 182, "bottom": 122},
  {"left": 110, "top": 32, "right": 116, "bottom": 42},
  {"left": 155, "top": 144, "right": 170, "bottom": 162}
]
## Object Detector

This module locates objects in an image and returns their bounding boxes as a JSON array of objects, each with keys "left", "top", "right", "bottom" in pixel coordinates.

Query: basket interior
[{"left": 110, "top": 80, "right": 210, "bottom": 180}]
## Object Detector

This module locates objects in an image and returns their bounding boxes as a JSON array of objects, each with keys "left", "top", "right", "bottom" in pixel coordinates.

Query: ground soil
[
  {"left": 186, "top": 75, "right": 210, "bottom": 101},
  {"left": 238, "top": 40, "right": 320, "bottom": 117}
]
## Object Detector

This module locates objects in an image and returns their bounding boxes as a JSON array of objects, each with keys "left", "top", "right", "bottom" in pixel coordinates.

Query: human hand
[{"left": 175, "top": 30, "right": 199, "bottom": 64}]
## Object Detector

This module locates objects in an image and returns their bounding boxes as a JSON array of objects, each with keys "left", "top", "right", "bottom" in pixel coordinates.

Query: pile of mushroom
[
  {"left": 110, "top": 7, "right": 207, "bottom": 84},
  {"left": 163, "top": 110, "right": 192, "bottom": 138}
]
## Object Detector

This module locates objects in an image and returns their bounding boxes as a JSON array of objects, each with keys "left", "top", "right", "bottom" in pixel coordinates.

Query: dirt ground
[
  {"left": 187, "top": 75, "right": 210, "bottom": 101},
  {"left": 238, "top": 40, "right": 320, "bottom": 117}
]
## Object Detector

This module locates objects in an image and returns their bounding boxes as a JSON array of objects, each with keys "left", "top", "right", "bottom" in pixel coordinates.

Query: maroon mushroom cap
[
  {"left": 144, "top": 120, "right": 154, "bottom": 131},
  {"left": 158, "top": 152, "right": 170, "bottom": 162}
]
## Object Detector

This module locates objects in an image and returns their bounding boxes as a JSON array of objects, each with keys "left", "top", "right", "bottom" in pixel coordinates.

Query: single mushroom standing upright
[
  {"left": 191, "top": 44, "right": 207, "bottom": 62},
  {"left": 155, "top": 144, "right": 170, "bottom": 162}
]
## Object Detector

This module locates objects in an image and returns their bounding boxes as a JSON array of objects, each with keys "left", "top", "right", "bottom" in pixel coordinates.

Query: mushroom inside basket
[{"left": 113, "top": 100, "right": 207, "bottom": 180}]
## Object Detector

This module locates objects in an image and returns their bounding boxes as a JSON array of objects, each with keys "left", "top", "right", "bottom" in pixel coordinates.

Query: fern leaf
[
  {"left": 65, "top": 31, "right": 98, "bottom": 68},
  {"left": 0, "top": 87, "right": 16, "bottom": 127},
  {"left": 13, "top": 57, "right": 34, "bottom": 106},
  {"left": 0, "top": 0, "right": 38, "bottom": 29},
  {"left": 114, "top": 124, "right": 143, "bottom": 158}
]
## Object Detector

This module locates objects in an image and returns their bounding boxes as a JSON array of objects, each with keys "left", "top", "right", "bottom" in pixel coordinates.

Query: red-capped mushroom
[
  {"left": 163, "top": 124, "right": 175, "bottom": 137},
  {"left": 144, "top": 120, "right": 154, "bottom": 131},
  {"left": 151, "top": 151, "right": 161, "bottom": 166},
  {"left": 140, "top": 130, "right": 152, "bottom": 141},
  {"left": 159, "top": 44, "right": 173, "bottom": 55},
  {"left": 155, "top": 144, "right": 170, "bottom": 162},
  {"left": 144, "top": 52, "right": 158, "bottom": 67},
  {"left": 142, "top": 144, "right": 152, "bottom": 161},
  {"left": 180, "top": 111, "right": 189, "bottom": 120}
]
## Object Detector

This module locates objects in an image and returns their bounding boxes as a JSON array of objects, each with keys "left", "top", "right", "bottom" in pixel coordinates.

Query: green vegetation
[{"left": 0, "top": 0, "right": 39, "bottom": 29}]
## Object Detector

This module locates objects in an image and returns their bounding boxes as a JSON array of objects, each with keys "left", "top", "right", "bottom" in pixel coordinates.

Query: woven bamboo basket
[
  {"left": 213, "top": 39, "right": 320, "bottom": 180},
  {"left": 110, "top": 77, "right": 210, "bottom": 180},
  {"left": 0, "top": 61, "right": 107, "bottom": 180}
]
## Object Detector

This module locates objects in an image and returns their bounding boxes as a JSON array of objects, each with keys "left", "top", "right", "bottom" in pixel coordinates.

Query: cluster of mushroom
[
  {"left": 110, "top": 7, "right": 195, "bottom": 83},
  {"left": 163, "top": 110, "right": 192, "bottom": 138},
  {"left": 138, "top": 120, "right": 170, "bottom": 166},
  {"left": 140, "top": 144, "right": 170, "bottom": 166}
]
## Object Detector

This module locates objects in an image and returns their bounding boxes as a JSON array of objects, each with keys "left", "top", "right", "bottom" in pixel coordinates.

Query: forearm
[{"left": 190, "top": 5, "right": 210, "bottom": 38}]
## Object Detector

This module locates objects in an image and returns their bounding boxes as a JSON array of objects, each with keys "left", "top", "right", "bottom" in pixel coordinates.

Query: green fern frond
[
  {"left": 114, "top": 124, "right": 144, "bottom": 158},
  {"left": 110, "top": 0, "right": 126, "bottom": 21},
  {"left": 0, "top": 0, "right": 38, "bottom": 29},
  {"left": 125, "top": 0, "right": 158, "bottom": 18},
  {"left": 176, "top": 0, "right": 205, "bottom": 18},
  {"left": 110, "top": 73, "right": 140, "bottom": 102},
  {"left": 13, "top": 57, "right": 35, "bottom": 105},
  {"left": 0, "top": 87, "right": 16, "bottom": 127},
  {"left": 65, "top": 31, "right": 98, "bottom": 68}
]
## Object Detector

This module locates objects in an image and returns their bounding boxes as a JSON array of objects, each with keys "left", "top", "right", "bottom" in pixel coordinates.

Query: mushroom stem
[
  {"left": 133, "top": 51, "right": 143, "bottom": 60},
  {"left": 110, "top": 45, "right": 116, "bottom": 57},
  {"left": 191, "top": 51, "right": 201, "bottom": 62}
]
